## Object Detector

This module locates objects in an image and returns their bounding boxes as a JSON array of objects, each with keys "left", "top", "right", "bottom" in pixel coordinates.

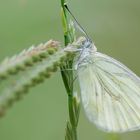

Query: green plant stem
[{"left": 61, "top": 1, "right": 79, "bottom": 140}]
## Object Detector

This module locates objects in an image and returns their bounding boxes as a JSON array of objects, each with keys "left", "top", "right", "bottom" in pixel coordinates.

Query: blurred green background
[{"left": 0, "top": 0, "right": 140, "bottom": 140}]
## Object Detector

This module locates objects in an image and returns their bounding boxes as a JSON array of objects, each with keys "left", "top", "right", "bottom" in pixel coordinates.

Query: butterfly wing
[{"left": 78, "top": 52, "right": 140, "bottom": 132}]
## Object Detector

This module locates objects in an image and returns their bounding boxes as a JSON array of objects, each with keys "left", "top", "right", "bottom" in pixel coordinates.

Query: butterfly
[
  {"left": 64, "top": 4, "right": 140, "bottom": 133},
  {"left": 75, "top": 38, "right": 140, "bottom": 133}
]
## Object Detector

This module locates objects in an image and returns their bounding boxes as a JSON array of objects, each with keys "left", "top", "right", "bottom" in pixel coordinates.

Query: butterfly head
[
  {"left": 73, "top": 36, "right": 97, "bottom": 52},
  {"left": 74, "top": 37, "right": 97, "bottom": 70}
]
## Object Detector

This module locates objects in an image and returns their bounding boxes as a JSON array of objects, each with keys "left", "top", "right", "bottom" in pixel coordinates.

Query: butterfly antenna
[{"left": 64, "top": 4, "right": 92, "bottom": 42}]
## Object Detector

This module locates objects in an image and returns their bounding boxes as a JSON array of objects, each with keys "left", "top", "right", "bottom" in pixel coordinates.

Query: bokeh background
[{"left": 0, "top": 0, "right": 140, "bottom": 140}]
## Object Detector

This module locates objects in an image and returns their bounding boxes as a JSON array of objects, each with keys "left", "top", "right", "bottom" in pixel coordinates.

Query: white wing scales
[{"left": 78, "top": 52, "right": 140, "bottom": 132}]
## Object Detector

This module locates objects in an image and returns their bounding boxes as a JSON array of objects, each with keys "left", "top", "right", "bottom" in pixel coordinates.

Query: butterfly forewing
[{"left": 78, "top": 51, "right": 140, "bottom": 132}]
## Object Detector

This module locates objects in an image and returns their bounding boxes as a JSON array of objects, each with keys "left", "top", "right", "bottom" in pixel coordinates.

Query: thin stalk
[{"left": 60, "top": 0, "right": 79, "bottom": 140}]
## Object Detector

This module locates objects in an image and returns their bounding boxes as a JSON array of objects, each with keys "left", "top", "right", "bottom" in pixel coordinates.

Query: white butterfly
[
  {"left": 64, "top": 3, "right": 140, "bottom": 133},
  {"left": 75, "top": 38, "right": 140, "bottom": 133}
]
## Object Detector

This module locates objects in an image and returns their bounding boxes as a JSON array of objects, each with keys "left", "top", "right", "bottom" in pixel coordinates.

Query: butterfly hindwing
[{"left": 78, "top": 52, "right": 140, "bottom": 132}]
